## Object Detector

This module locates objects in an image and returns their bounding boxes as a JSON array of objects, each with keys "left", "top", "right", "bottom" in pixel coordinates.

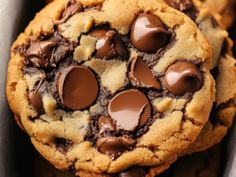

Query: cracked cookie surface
[
  {"left": 33, "top": 145, "right": 222, "bottom": 177},
  {"left": 62, "top": 0, "right": 236, "bottom": 176},
  {"left": 6, "top": 0, "right": 214, "bottom": 175},
  {"left": 159, "top": 0, "right": 236, "bottom": 157}
]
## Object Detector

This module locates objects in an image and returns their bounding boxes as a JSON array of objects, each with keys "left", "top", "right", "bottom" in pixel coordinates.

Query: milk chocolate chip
[
  {"left": 130, "top": 58, "right": 161, "bottom": 89},
  {"left": 29, "top": 91, "right": 44, "bottom": 114},
  {"left": 108, "top": 89, "right": 151, "bottom": 131},
  {"left": 29, "top": 58, "right": 48, "bottom": 68},
  {"left": 164, "top": 0, "right": 194, "bottom": 11},
  {"left": 164, "top": 0, "right": 196, "bottom": 20},
  {"left": 55, "top": 1, "right": 82, "bottom": 25},
  {"left": 164, "top": 62, "right": 203, "bottom": 96},
  {"left": 131, "top": 13, "right": 170, "bottom": 53},
  {"left": 90, "top": 30, "right": 128, "bottom": 59},
  {"left": 98, "top": 116, "right": 116, "bottom": 133},
  {"left": 119, "top": 167, "right": 147, "bottom": 177},
  {"left": 96, "top": 136, "right": 135, "bottom": 159},
  {"left": 26, "top": 41, "right": 57, "bottom": 68},
  {"left": 57, "top": 65, "right": 98, "bottom": 110}
]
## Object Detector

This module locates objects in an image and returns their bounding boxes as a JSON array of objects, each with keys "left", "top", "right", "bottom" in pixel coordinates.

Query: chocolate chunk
[
  {"left": 26, "top": 41, "right": 57, "bottom": 68},
  {"left": 29, "top": 91, "right": 44, "bottom": 114},
  {"left": 29, "top": 57, "right": 48, "bottom": 68},
  {"left": 57, "top": 65, "right": 98, "bottom": 110},
  {"left": 98, "top": 116, "right": 116, "bottom": 133},
  {"left": 96, "top": 136, "right": 135, "bottom": 159},
  {"left": 164, "top": 62, "right": 203, "bottom": 96},
  {"left": 55, "top": 138, "right": 73, "bottom": 153},
  {"left": 55, "top": 1, "right": 82, "bottom": 25},
  {"left": 164, "top": 0, "right": 197, "bottom": 20},
  {"left": 131, "top": 13, "right": 170, "bottom": 53},
  {"left": 164, "top": 0, "right": 194, "bottom": 11},
  {"left": 90, "top": 29, "right": 128, "bottom": 59},
  {"left": 118, "top": 167, "right": 147, "bottom": 177},
  {"left": 130, "top": 58, "right": 161, "bottom": 89},
  {"left": 26, "top": 41, "right": 55, "bottom": 57},
  {"left": 52, "top": 43, "right": 73, "bottom": 64},
  {"left": 108, "top": 89, "right": 151, "bottom": 131}
]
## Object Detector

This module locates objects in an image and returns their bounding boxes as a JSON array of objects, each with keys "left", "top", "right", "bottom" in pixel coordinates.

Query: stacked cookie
[
  {"left": 6, "top": 0, "right": 236, "bottom": 176},
  {"left": 199, "top": 0, "right": 235, "bottom": 28},
  {"left": 33, "top": 146, "right": 222, "bottom": 177}
]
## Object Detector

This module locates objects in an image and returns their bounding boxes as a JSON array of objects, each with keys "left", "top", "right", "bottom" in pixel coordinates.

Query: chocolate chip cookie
[
  {"left": 51, "top": 35, "right": 236, "bottom": 177},
  {"left": 63, "top": 1, "right": 236, "bottom": 176},
  {"left": 183, "top": 53, "right": 236, "bottom": 155},
  {"left": 39, "top": 0, "right": 236, "bottom": 176},
  {"left": 162, "top": 0, "right": 236, "bottom": 155},
  {"left": 6, "top": 0, "right": 215, "bottom": 175}
]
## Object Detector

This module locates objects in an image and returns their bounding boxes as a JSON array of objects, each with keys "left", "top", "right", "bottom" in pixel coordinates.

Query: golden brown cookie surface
[
  {"left": 160, "top": 0, "right": 236, "bottom": 155},
  {"left": 6, "top": 0, "right": 214, "bottom": 175}
]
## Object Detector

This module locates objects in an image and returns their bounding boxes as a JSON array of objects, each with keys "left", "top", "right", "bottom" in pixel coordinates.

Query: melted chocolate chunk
[
  {"left": 118, "top": 167, "right": 147, "bottom": 177},
  {"left": 57, "top": 65, "right": 99, "bottom": 110},
  {"left": 98, "top": 116, "right": 116, "bottom": 133},
  {"left": 29, "top": 90, "right": 44, "bottom": 114},
  {"left": 26, "top": 41, "right": 57, "bottom": 68},
  {"left": 164, "top": 61, "right": 203, "bottom": 96},
  {"left": 131, "top": 13, "right": 170, "bottom": 53},
  {"left": 164, "top": 0, "right": 197, "bottom": 20},
  {"left": 29, "top": 58, "right": 47, "bottom": 68},
  {"left": 90, "top": 29, "right": 128, "bottom": 59},
  {"left": 52, "top": 43, "right": 74, "bottom": 64},
  {"left": 164, "top": 0, "right": 193, "bottom": 11},
  {"left": 55, "top": 0, "right": 82, "bottom": 25},
  {"left": 108, "top": 89, "right": 151, "bottom": 131},
  {"left": 55, "top": 138, "right": 73, "bottom": 153},
  {"left": 25, "top": 33, "right": 73, "bottom": 68},
  {"left": 130, "top": 57, "right": 161, "bottom": 89},
  {"left": 96, "top": 136, "right": 135, "bottom": 159},
  {"left": 26, "top": 41, "right": 56, "bottom": 57}
]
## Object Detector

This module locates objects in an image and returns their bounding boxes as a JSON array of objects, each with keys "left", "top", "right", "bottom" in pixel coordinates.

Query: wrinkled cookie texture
[
  {"left": 33, "top": 143, "right": 221, "bottom": 177},
  {"left": 6, "top": 0, "right": 215, "bottom": 175},
  {"left": 161, "top": 0, "right": 236, "bottom": 154}
]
